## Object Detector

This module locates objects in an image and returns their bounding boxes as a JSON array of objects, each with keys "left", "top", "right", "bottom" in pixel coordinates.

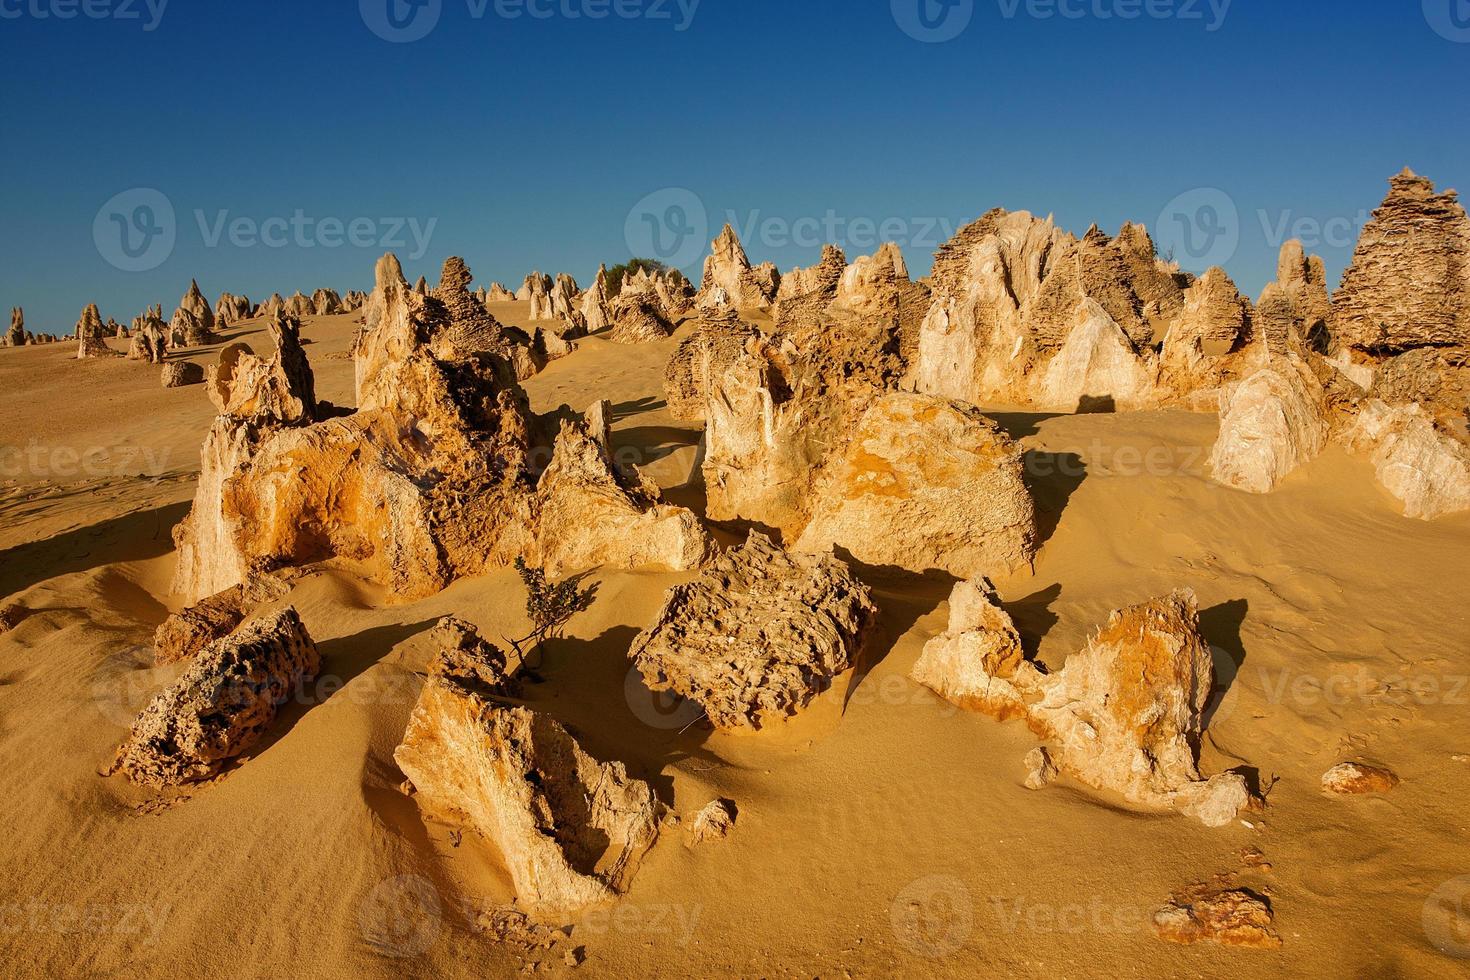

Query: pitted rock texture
[
  {"left": 629, "top": 532, "right": 876, "bottom": 731},
  {"left": 107, "top": 607, "right": 320, "bottom": 787},
  {"left": 1333, "top": 169, "right": 1469, "bottom": 354}
]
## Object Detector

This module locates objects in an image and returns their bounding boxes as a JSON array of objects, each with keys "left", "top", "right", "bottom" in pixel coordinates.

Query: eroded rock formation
[
  {"left": 793, "top": 392, "right": 1036, "bottom": 578},
  {"left": 1334, "top": 169, "right": 1469, "bottom": 355},
  {"left": 154, "top": 569, "right": 290, "bottom": 664},
  {"left": 607, "top": 290, "right": 673, "bottom": 343},
  {"left": 394, "top": 676, "right": 663, "bottom": 914},
  {"left": 1209, "top": 356, "right": 1330, "bottom": 494},
  {"left": 1153, "top": 887, "right": 1281, "bottom": 949},
  {"left": 75, "top": 304, "right": 119, "bottom": 359},
  {"left": 535, "top": 404, "right": 711, "bottom": 577},
  {"left": 1341, "top": 400, "right": 1470, "bottom": 519},
  {"left": 106, "top": 607, "right": 319, "bottom": 787},
  {"left": 696, "top": 225, "right": 780, "bottom": 311},
  {"left": 161, "top": 361, "right": 205, "bottom": 387},
  {"left": 629, "top": 532, "right": 875, "bottom": 731},
  {"left": 6, "top": 307, "right": 24, "bottom": 347},
  {"left": 663, "top": 310, "right": 758, "bottom": 421}
]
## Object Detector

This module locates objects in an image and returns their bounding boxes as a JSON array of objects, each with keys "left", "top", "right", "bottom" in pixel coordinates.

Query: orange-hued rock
[
  {"left": 106, "top": 607, "right": 319, "bottom": 787},
  {"left": 1321, "top": 761, "right": 1400, "bottom": 795},
  {"left": 393, "top": 676, "right": 663, "bottom": 915},
  {"left": 629, "top": 532, "right": 876, "bottom": 731},
  {"left": 1027, "top": 590, "right": 1222, "bottom": 809},
  {"left": 607, "top": 290, "right": 672, "bottom": 343},
  {"left": 1153, "top": 887, "right": 1281, "bottom": 949},
  {"left": 794, "top": 391, "right": 1037, "bottom": 579},
  {"left": 153, "top": 570, "right": 289, "bottom": 664},
  {"left": 5, "top": 307, "right": 24, "bottom": 347}
]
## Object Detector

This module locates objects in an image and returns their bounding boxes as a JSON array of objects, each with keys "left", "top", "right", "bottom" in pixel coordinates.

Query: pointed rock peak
[
  {"left": 375, "top": 253, "right": 407, "bottom": 291},
  {"left": 439, "top": 256, "right": 473, "bottom": 293}
]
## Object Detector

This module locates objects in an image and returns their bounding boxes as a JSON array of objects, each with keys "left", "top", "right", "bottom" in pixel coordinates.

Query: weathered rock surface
[
  {"left": 4, "top": 307, "right": 23, "bottom": 347},
  {"left": 1209, "top": 357, "right": 1329, "bottom": 493},
  {"left": 1334, "top": 169, "right": 1469, "bottom": 354},
  {"left": 161, "top": 361, "right": 205, "bottom": 387},
  {"left": 431, "top": 256, "right": 548, "bottom": 382},
  {"left": 535, "top": 405, "right": 711, "bottom": 577},
  {"left": 179, "top": 279, "right": 217, "bottom": 340},
  {"left": 580, "top": 265, "right": 612, "bottom": 332},
  {"left": 911, "top": 579, "right": 1029, "bottom": 716},
  {"left": 172, "top": 253, "right": 684, "bottom": 604},
  {"left": 311, "top": 288, "right": 343, "bottom": 316},
  {"left": 153, "top": 571, "right": 290, "bottom": 664},
  {"left": 216, "top": 292, "right": 253, "bottom": 325},
  {"left": 794, "top": 392, "right": 1036, "bottom": 578},
  {"left": 1342, "top": 399, "right": 1470, "bottom": 519},
  {"left": 629, "top": 532, "right": 875, "bottom": 731},
  {"left": 394, "top": 676, "right": 663, "bottom": 914},
  {"left": 663, "top": 310, "right": 758, "bottom": 421},
  {"left": 427, "top": 616, "right": 513, "bottom": 693},
  {"left": 1026, "top": 590, "right": 1222, "bottom": 811},
  {"left": 76, "top": 304, "right": 119, "bottom": 359},
  {"left": 1321, "top": 761, "right": 1400, "bottom": 795},
  {"left": 1153, "top": 887, "right": 1281, "bottom": 949},
  {"left": 283, "top": 291, "right": 315, "bottom": 318},
  {"left": 697, "top": 224, "right": 780, "bottom": 310},
  {"left": 1023, "top": 746, "right": 1057, "bottom": 790},
  {"left": 687, "top": 799, "right": 736, "bottom": 845},
  {"left": 607, "top": 290, "right": 672, "bottom": 343},
  {"left": 107, "top": 607, "right": 319, "bottom": 787}
]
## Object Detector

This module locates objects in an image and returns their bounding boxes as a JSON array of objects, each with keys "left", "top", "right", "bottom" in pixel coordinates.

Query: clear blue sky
[{"left": 1, "top": 0, "right": 1466, "bottom": 333}]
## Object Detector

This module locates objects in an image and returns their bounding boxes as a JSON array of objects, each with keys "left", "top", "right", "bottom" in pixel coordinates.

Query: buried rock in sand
[
  {"left": 1321, "top": 761, "right": 1400, "bottom": 795},
  {"left": 393, "top": 675, "right": 663, "bottom": 915},
  {"left": 687, "top": 799, "right": 737, "bottom": 845},
  {"left": 1153, "top": 886, "right": 1282, "bottom": 949},
  {"left": 913, "top": 584, "right": 1252, "bottom": 826},
  {"left": 629, "top": 532, "right": 877, "bottom": 732},
  {"left": 106, "top": 607, "right": 320, "bottom": 787},
  {"left": 153, "top": 568, "right": 290, "bottom": 664}
]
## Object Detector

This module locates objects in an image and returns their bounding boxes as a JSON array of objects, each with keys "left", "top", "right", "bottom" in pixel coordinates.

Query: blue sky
[{"left": 0, "top": 0, "right": 1466, "bottom": 332}]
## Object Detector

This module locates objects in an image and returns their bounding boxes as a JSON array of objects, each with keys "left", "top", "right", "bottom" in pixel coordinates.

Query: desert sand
[{"left": 1, "top": 293, "right": 1468, "bottom": 977}]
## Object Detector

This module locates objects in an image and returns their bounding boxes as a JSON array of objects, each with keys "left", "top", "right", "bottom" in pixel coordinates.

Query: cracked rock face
[
  {"left": 1027, "top": 589, "right": 1214, "bottom": 805},
  {"left": 153, "top": 570, "right": 290, "bottom": 664},
  {"left": 535, "top": 405, "right": 712, "bottom": 578},
  {"left": 663, "top": 310, "right": 759, "bottom": 421},
  {"left": 1333, "top": 169, "right": 1469, "bottom": 355},
  {"left": 629, "top": 532, "right": 876, "bottom": 731},
  {"left": 393, "top": 676, "right": 663, "bottom": 915},
  {"left": 794, "top": 391, "right": 1037, "bottom": 579},
  {"left": 1342, "top": 399, "right": 1470, "bottom": 520},
  {"left": 107, "top": 607, "right": 319, "bottom": 787},
  {"left": 1209, "top": 356, "right": 1329, "bottom": 494}
]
